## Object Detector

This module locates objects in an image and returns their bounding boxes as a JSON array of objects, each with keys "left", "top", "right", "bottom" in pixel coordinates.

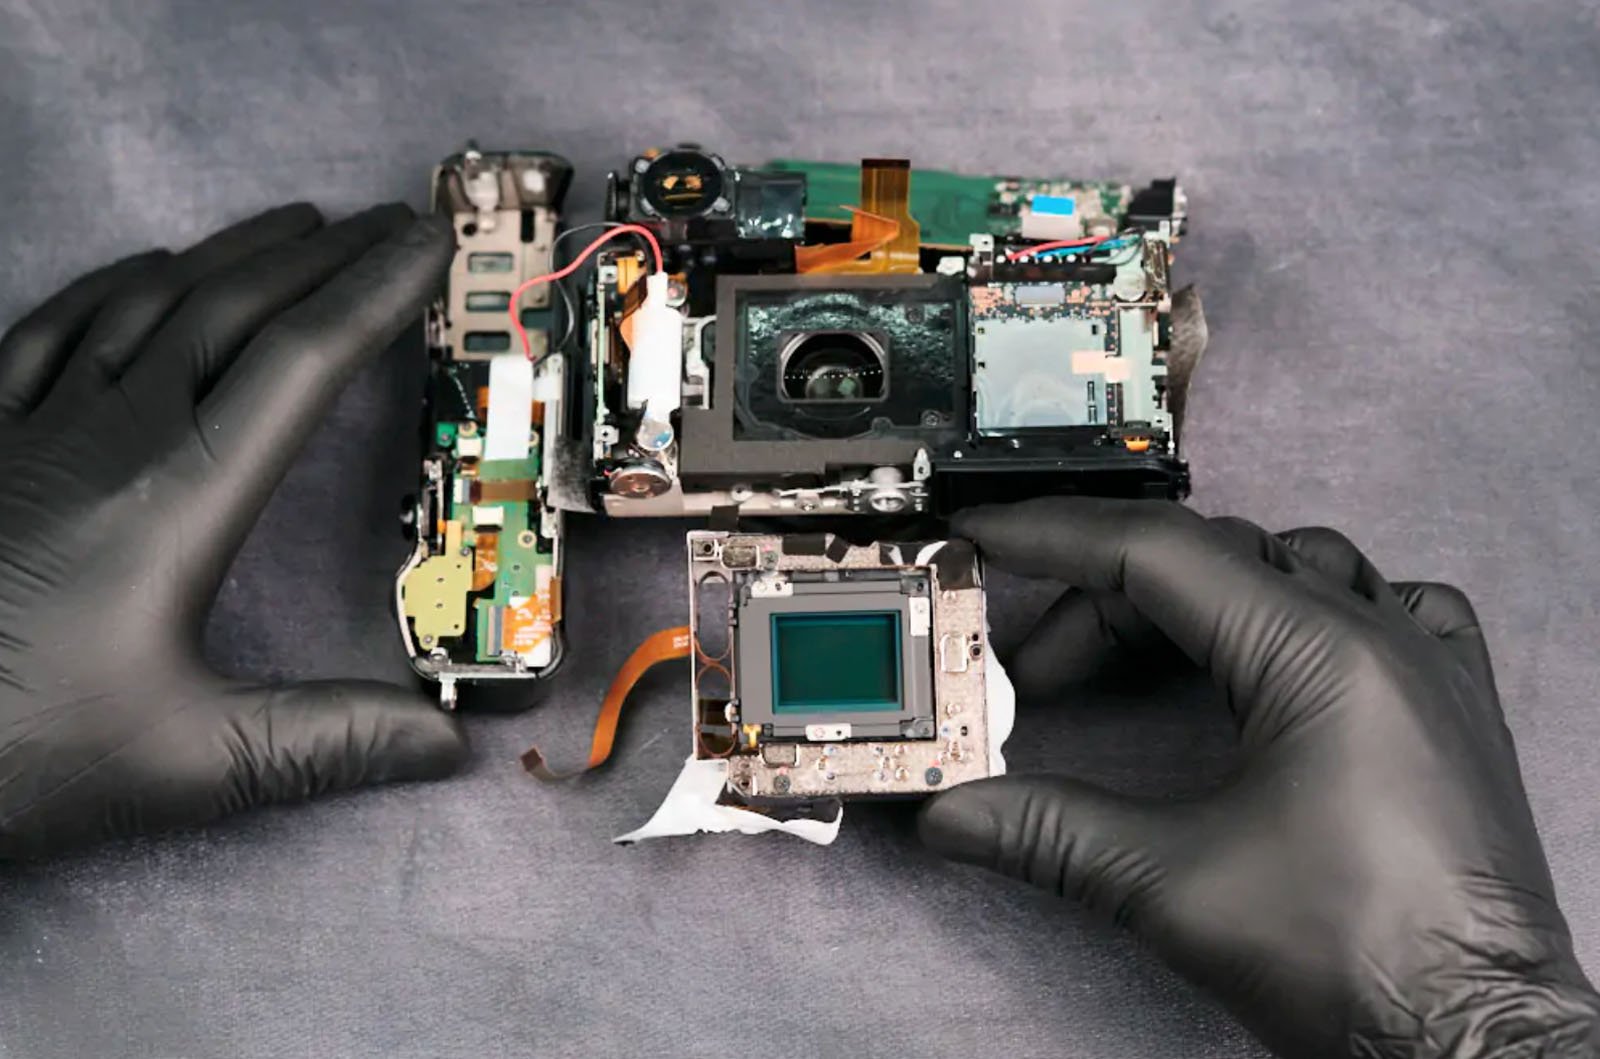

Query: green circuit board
[
  {"left": 410, "top": 395, "right": 555, "bottom": 666},
  {"left": 765, "top": 159, "right": 1131, "bottom": 249}
]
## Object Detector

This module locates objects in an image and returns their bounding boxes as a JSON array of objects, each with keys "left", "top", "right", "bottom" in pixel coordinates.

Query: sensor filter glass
[{"left": 770, "top": 611, "right": 902, "bottom": 713}]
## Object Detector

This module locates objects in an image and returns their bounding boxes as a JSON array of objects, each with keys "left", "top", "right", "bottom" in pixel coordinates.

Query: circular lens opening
[{"left": 779, "top": 332, "right": 887, "bottom": 403}]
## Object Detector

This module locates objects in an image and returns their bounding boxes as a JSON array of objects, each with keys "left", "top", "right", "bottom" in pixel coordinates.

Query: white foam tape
[
  {"left": 531, "top": 355, "right": 563, "bottom": 402},
  {"left": 613, "top": 758, "right": 843, "bottom": 846},
  {"left": 986, "top": 629, "right": 1016, "bottom": 776},
  {"left": 484, "top": 353, "right": 534, "bottom": 460}
]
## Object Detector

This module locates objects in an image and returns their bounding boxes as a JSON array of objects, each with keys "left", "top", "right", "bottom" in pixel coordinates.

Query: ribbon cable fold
[{"left": 521, "top": 626, "right": 692, "bottom": 781}]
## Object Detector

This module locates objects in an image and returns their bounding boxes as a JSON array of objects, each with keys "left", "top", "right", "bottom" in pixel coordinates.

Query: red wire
[
  {"left": 509, "top": 223, "right": 665, "bottom": 358},
  {"left": 1005, "top": 235, "right": 1114, "bottom": 262}
]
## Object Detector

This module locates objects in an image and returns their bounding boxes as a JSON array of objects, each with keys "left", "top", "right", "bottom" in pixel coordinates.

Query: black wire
[
  {"left": 538, "top": 221, "right": 656, "bottom": 367},
  {"left": 551, "top": 275, "right": 580, "bottom": 358},
  {"left": 551, "top": 221, "right": 624, "bottom": 259}
]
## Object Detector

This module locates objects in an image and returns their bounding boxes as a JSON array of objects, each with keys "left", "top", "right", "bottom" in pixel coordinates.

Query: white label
[
  {"left": 750, "top": 577, "right": 793, "bottom": 598},
  {"left": 805, "top": 724, "right": 851, "bottom": 742},
  {"left": 909, "top": 597, "right": 931, "bottom": 637},
  {"left": 1070, "top": 351, "right": 1133, "bottom": 382}
]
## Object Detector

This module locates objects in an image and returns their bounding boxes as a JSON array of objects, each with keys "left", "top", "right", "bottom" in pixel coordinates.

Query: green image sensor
[{"left": 770, "top": 611, "right": 902, "bottom": 714}]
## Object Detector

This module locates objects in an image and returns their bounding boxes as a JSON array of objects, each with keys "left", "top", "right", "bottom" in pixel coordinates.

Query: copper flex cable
[
  {"left": 521, "top": 626, "right": 692, "bottom": 781},
  {"left": 794, "top": 207, "right": 899, "bottom": 273}
]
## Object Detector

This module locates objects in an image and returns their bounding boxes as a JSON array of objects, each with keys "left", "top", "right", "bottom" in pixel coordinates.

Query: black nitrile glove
[
  {"left": 0, "top": 203, "right": 466, "bottom": 858},
  {"left": 921, "top": 498, "right": 1600, "bottom": 1059}
]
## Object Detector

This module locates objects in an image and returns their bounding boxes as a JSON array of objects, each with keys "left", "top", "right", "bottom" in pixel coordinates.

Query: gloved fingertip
[
  {"left": 368, "top": 200, "right": 417, "bottom": 220},
  {"left": 947, "top": 506, "right": 987, "bottom": 539},
  {"left": 917, "top": 782, "right": 1005, "bottom": 865},
  {"left": 949, "top": 505, "right": 1014, "bottom": 551},
  {"left": 274, "top": 201, "right": 324, "bottom": 225},
  {"left": 360, "top": 700, "right": 470, "bottom": 784},
  {"left": 344, "top": 201, "right": 417, "bottom": 234},
  {"left": 408, "top": 211, "right": 457, "bottom": 245},
  {"left": 233, "top": 680, "right": 468, "bottom": 800},
  {"left": 1006, "top": 643, "right": 1071, "bottom": 701},
  {"left": 121, "top": 248, "right": 176, "bottom": 268}
]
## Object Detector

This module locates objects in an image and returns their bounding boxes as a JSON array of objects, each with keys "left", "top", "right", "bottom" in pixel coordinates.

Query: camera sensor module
[{"left": 687, "top": 531, "right": 995, "bottom": 806}]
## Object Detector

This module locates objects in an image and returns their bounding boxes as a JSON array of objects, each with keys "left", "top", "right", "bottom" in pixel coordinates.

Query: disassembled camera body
[
  {"left": 396, "top": 148, "right": 573, "bottom": 706},
  {"left": 589, "top": 149, "right": 1191, "bottom": 518},
  {"left": 398, "top": 145, "right": 1198, "bottom": 755},
  {"left": 686, "top": 531, "right": 995, "bottom": 806}
]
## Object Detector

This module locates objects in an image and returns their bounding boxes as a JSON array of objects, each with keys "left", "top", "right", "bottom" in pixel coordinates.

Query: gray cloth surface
[{"left": 2, "top": 1, "right": 1598, "bottom": 1056}]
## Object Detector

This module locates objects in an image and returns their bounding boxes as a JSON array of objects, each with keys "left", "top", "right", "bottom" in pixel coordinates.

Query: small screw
[
  {"left": 774, "top": 774, "right": 791, "bottom": 794},
  {"left": 924, "top": 767, "right": 944, "bottom": 786}
]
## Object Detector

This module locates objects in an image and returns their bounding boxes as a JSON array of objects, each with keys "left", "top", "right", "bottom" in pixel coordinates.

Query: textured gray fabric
[{"left": 2, "top": 2, "right": 1598, "bottom": 1056}]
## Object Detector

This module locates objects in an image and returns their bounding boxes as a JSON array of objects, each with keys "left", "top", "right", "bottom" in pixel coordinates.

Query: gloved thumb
[
  {"left": 918, "top": 775, "right": 1175, "bottom": 925},
  {"left": 218, "top": 679, "right": 468, "bottom": 805}
]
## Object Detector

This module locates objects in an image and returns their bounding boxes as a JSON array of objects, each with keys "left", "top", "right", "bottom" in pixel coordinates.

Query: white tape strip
[
  {"left": 484, "top": 353, "right": 534, "bottom": 460},
  {"left": 614, "top": 757, "right": 843, "bottom": 846}
]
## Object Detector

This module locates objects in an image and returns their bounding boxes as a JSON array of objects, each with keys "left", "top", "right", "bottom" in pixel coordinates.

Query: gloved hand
[
  {"left": 0, "top": 203, "right": 467, "bottom": 858},
  {"left": 921, "top": 498, "right": 1600, "bottom": 1058}
]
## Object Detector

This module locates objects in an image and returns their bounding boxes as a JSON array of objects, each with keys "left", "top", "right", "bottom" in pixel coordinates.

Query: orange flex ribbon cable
[
  {"left": 794, "top": 207, "right": 900, "bottom": 273},
  {"left": 521, "top": 626, "right": 692, "bottom": 781}
]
